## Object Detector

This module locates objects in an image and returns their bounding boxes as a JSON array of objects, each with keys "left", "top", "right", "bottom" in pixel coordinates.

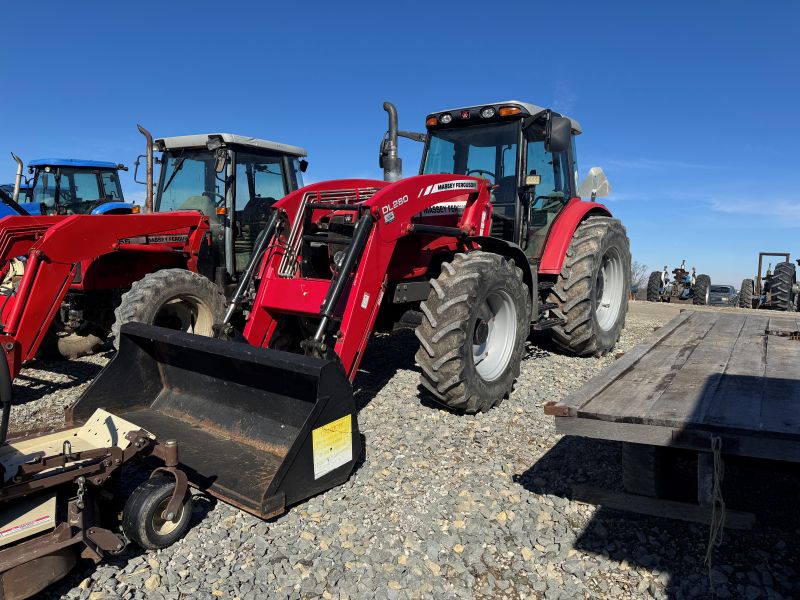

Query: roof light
[
  {"left": 216, "top": 207, "right": 227, "bottom": 215},
  {"left": 439, "top": 113, "right": 453, "bottom": 125},
  {"left": 426, "top": 116, "right": 438, "bottom": 127},
  {"left": 498, "top": 106, "right": 522, "bottom": 117},
  {"left": 480, "top": 107, "right": 496, "bottom": 119}
]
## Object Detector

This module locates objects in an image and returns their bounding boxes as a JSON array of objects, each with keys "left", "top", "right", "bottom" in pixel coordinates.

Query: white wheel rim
[
  {"left": 152, "top": 497, "right": 182, "bottom": 535},
  {"left": 154, "top": 295, "right": 214, "bottom": 335},
  {"left": 472, "top": 290, "right": 517, "bottom": 382},
  {"left": 595, "top": 248, "right": 624, "bottom": 332}
]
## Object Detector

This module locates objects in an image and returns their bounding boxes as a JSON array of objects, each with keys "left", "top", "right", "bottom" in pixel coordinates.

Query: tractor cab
[
  {"left": 149, "top": 133, "right": 307, "bottom": 282},
  {"left": 419, "top": 101, "right": 608, "bottom": 260},
  {"left": 21, "top": 159, "right": 131, "bottom": 216}
]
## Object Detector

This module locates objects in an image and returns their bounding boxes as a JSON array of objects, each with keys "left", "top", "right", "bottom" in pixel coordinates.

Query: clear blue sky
[{"left": 2, "top": 1, "right": 798, "bottom": 286}]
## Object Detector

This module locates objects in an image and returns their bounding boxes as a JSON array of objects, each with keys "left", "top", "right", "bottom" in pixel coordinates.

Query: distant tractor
[
  {"left": 647, "top": 260, "right": 711, "bottom": 305},
  {"left": 738, "top": 252, "right": 798, "bottom": 311}
]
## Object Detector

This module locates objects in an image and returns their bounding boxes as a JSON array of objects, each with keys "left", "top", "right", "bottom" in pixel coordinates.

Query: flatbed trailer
[{"left": 545, "top": 310, "right": 800, "bottom": 527}]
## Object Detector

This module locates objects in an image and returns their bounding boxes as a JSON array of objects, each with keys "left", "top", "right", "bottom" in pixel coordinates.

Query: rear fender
[
  {"left": 538, "top": 199, "right": 611, "bottom": 275},
  {"left": 468, "top": 236, "right": 537, "bottom": 320}
]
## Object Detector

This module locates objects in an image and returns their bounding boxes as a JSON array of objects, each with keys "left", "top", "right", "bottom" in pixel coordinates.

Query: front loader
[{"left": 69, "top": 101, "right": 630, "bottom": 528}]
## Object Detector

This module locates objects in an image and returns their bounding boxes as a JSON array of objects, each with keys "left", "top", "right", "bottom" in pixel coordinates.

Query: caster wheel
[{"left": 122, "top": 476, "right": 192, "bottom": 550}]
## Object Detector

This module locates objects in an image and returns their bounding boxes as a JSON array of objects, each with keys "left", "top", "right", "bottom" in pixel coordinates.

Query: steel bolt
[
  {"left": 166, "top": 512, "right": 175, "bottom": 521},
  {"left": 4, "top": 343, "right": 13, "bottom": 351}
]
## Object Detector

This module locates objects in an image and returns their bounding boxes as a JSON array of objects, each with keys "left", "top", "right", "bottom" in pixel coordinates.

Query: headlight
[
  {"left": 439, "top": 113, "right": 452, "bottom": 125},
  {"left": 480, "top": 107, "right": 496, "bottom": 119}
]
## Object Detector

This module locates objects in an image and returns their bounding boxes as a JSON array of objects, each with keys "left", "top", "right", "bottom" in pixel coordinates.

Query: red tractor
[{"left": 69, "top": 100, "right": 630, "bottom": 525}]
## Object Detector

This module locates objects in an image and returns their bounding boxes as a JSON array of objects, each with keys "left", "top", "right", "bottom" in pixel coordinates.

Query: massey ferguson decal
[
  {"left": 119, "top": 234, "right": 190, "bottom": 245},
  {"left": 421, "top": 201, "right": 467, "bottom": 216},
  {"left": 417, "top": 179, "right": 479, "bottom": 198}
]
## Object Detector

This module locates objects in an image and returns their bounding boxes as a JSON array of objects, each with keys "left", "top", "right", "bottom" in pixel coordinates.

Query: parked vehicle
[
  {"left": 739, "top": 252, "right": 799, "bottom": 311},
  {"left": 708, "top": 284, "right": 737, "bottom": 306},
  {"left": 647, "top": 260, "right": 711, "bottom": 304},
  {"left": 71, "top": 99, "right": 631, "bottom": 533}
]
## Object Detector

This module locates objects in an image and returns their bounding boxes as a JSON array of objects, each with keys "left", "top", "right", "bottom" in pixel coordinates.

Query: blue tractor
[{"left": 5, "top": 158, "right": 134, "bottom": 216}]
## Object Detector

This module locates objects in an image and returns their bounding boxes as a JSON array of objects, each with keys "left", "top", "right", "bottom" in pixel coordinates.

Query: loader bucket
[{"left": 68, "top": 323, "right": 361, "bottom": 519}]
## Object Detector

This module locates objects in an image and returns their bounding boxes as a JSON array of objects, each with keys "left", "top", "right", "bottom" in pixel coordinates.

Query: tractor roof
[
  {"left": 155, "top": 133, "right": 307, "bottom": 157},
  {"left": 429, "top": 100, "right": 582, "bottom": 134},
  {"left": 28, "top": 158, "right": 123, "bottom": 169}
]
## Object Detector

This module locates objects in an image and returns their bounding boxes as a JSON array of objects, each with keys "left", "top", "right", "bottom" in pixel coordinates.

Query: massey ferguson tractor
[
  {"left": 70, "top": 99, "right": 630, "bottom": 517},
  {"left": 646, "top": 260, "right": 711, "bottom": 305}
]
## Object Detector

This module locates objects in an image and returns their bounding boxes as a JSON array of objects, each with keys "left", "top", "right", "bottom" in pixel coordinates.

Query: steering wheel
[
  {"left": 202, "top": 191, "right": 226, "bottom": 207},
  {"left": 466, "top": 169, "right": 496, "bottom": 182},
  {"left": 535, "top": 194, "right": 565, "bottom": 212}
]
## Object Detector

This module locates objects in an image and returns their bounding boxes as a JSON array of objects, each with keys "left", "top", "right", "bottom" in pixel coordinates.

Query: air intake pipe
[
  {"left": 137, "top": 124, "right": 154, "bottom": 212},
  {"left": 10, "top": 153, "right": 23, "bottom": 203},
  {"left": 381, "top": 102, "right": 402, "bottom": 182}
]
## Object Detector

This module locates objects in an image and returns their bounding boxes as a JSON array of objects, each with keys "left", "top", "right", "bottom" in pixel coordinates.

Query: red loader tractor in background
[
  {"left": 24, "top": 129, "right": 308, "bottom": 359},
  {"left": 69, "top": 100, "right": 631, "bottom": 527}
]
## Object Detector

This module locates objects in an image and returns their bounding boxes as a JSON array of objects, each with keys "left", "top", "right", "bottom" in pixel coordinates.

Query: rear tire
[
  {"left": 646, "top": 271, "right": 662, "bottom": 302},
  {"left": 739, "top": 278, "right": 754, "bottom": 309},
  {"left": 548, "top": 217, "right": 631, "bottom": 356},
  {"left": 112, "top": 269, "right": 225, "bottom": 349},
  {"left": 693, "top": 274, "right": 711, "bottom": 305},
  {"left": 122, "top": 476, "right": 192, "bottom": 550},
  {"left": 415, "top": 252, "right": 528, "bottom": 414},
  {"left": 771, "top": 262, "right": 796, "bottom": 311},
  {"left": 38, "top": 328, "right": 106, "bottom": 360}
]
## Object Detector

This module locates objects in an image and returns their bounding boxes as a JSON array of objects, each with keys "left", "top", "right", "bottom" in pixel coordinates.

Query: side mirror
[
  {"left": 299, "top": 159, "right": 308, "bottom": 173},
  {"left": 214, "top": 148, "right": 227, "bottom": 173},
  {"left": 578, "top": 167, "right": 612, "bottom": 200},
  {"left": 545, "top": 115, "right": 571, "bottom": 153}
]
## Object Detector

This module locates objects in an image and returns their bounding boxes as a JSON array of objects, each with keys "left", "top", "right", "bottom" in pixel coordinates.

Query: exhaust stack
[
  {"left": 137, "top": 124, "right": 154, "bottom": 212},
  {"left": 381, "top": 102, "right": 402, "bottom": 182},
  {"left": 10, "top": 153, "right": 23, "bottom": 203}
]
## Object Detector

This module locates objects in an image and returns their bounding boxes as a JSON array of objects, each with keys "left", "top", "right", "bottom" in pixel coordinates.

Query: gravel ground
[{"left": 10, "top": 302, "right": 798, "bottom": 600}]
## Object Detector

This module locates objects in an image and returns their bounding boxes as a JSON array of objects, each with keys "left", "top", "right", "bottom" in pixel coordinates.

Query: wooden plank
[
  {"left": 760, "top": 333, "right": 800, "bottom": 434},
  {"left": 554, "top": 310, "right": 695, "bottom": 414},
  {"left": 767, "top": 314, "right": 799, "bottom": 335},
  {"left": 643, "top": 313, "right": 748, "bottom": 426},
  {"left": 555, "top": 417, "right": 800, "bottom": 462},
  {"left": 571, "top": 485, "right": 755, "bottom": 530},
  {"left": 578, "top": 311, "right": 720, "bottom": 423},
  {"left": 704, "top": 314, "right": 769, "bottom": 430}
]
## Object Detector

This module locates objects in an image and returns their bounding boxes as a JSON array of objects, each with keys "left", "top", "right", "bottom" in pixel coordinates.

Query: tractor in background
[
  {"left": 739, "top": 252, "right": 799, "bottom": 310},
  {"left": 0, "top": 129, "right": 309, "bottom": 361},
  {"left": 16, "top": 158, "right": 134, "bottom": 215},
  {"left": 647, "top": 260, "right": 711, "bottom": 305}
]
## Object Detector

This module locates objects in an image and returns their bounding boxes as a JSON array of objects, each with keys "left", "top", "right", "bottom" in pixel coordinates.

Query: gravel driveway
[{"left": 12, "top": 302, "right": 798, "bottom": 600}]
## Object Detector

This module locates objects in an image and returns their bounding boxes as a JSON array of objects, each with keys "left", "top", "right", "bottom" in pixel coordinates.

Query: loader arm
[
  {"left": 0, "top": 213, "right": 209, "bottom": 378},
  {"left": 245, "top": 175, "right": 492, "bottom": 379}
]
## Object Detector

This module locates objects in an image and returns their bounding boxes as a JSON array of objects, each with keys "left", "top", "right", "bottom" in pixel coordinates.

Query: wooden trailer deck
[{"left": 546, "top": 310, "right": 800, "bottom": 462}]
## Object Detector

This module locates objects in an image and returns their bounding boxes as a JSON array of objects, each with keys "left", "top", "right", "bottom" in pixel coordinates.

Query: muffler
[{"left": 68, "top": 323, "right": 361, "bottom": 519}]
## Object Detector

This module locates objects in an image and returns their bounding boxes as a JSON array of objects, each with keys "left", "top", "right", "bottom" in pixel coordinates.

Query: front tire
[
  {"left": 548, "top": 216, "right": 630, "bottom": 356},
  {"left": 771, "top": 262, "right": 796, "bottom": 311},
  {"left": 112, "top": 269, "right": 225, "bottom": 349},
  {"left": 692, "top": 274, "right": 711, "bottom": 306},
  {"left": 122, "top": 476, "right": 192, "bottom": 550},
  {"left": 646, "top": 271, "right": 662, "bottom": 302},
  {"left": 739, "top": 278, "right": 754, "bottom": 308},
  {"left": 415, "top": 252, "right": 529, "bottom": 414}
]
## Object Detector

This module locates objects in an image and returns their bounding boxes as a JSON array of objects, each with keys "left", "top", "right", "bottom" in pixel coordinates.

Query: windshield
[
  {"left": 422, "top": 122, "right": 519, "bottom": 238},
  {"left": 156, "top": 150, "right": 224, "bottom": 214},
  {"left": 31, "top": 167, "right": 115, "bottom": 214}
]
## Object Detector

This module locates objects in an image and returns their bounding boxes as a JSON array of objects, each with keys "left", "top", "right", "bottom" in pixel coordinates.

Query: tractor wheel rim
[
  {"left": 595, "top": 248, "right": 624, "bottom": 332},
  {"left": 152, "top": 498, "right": 182, "bottom": 535},
  {"left": 472, "top": 290, "right": 517, "bottom": 382},
  {"left": 154, "top": 294, "right": 214, "bottom": 336}
]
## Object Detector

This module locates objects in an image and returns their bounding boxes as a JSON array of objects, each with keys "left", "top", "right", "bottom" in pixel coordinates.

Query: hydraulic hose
[{"left": 0, "top": 354, "right": 13, "bottom": 446}]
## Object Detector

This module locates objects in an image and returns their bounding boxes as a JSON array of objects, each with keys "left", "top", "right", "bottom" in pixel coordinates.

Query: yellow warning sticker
[{"left": 312, "top": 414, "right": 353, "bottom": 479}]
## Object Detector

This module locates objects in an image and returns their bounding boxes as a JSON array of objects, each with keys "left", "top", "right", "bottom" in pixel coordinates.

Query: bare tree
[{"left": 631, "top": 260, "right": 649, "bottom": 290}]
